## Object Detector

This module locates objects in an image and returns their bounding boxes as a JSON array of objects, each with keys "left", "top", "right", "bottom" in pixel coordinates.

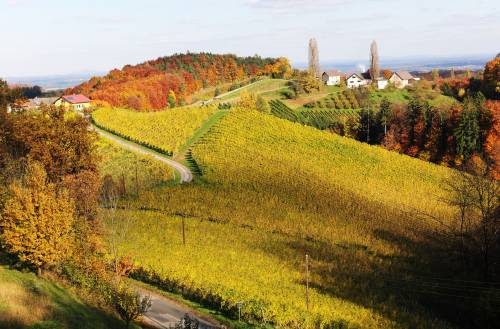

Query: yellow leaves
[
  {"left": 0, "top": 162, "right": 76, "bottom": 269},
  {"left": 92, "top": 106, "right": 217, "bottom": 155}
]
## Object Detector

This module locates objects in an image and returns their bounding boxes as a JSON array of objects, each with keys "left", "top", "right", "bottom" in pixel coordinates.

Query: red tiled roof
[{"left": 61, "top": 94, "right": 91, "bottom": 104}]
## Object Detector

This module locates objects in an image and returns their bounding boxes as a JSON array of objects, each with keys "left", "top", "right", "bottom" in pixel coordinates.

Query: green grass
[
  {"left": 0, "top": 266, "right": 125, "bottom": 329},
  {"left": 107, "top": 110, "right": 459, "bottom": 328}
]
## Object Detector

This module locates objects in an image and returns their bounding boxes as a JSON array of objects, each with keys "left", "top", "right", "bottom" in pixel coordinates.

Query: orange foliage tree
[{"left": 69, "top": 53, "right": 286, "bottom": 111}]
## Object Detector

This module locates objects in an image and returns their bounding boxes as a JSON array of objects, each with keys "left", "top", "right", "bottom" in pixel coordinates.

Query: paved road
[
  {"left": 138, "top": 289, "right": 221, "bottom": 329},
  {"left": 93, "top": 125, "right": 193, "bottom": 183}
]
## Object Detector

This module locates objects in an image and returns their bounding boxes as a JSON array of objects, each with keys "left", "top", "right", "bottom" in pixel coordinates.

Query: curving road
[
  {"left": 93, "top": 125, "right": 193, "bottom": 183},
  {"left": 137, "top": 288, "right": 222, "bottom": 329}
]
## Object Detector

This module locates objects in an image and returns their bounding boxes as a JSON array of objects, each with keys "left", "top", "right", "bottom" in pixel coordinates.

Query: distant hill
[
  {"left": 69, "top": 53, "right": 281, "bottom": 110},
  {"left": 6, "top": 72, "right": 103, "bottom": 91}
]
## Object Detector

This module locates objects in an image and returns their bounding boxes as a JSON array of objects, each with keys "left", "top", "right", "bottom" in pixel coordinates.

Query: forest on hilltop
[{"left": 68, "top": 53, "right": 291, "bottom": 110}]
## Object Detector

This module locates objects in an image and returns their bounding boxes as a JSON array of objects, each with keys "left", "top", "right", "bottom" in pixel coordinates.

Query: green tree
[
  {"left": 455, "top": 98, "right": 480, "bottom": 162},
  {"left": 378, "top": 98, "right": 392, "bottom": 136},
  {"left": 0, "top": 161, "right": 76, "bottom": 274},
  {"left": 168, "top": 90, "right": 177, "bottom": 108}
]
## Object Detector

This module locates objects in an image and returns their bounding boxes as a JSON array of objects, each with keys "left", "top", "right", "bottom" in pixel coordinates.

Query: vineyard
[
  {"left": 303, "top": 89, "right": 361, "bottom": 110},
  {"left": 96, "top": 138, "right": 174, "bottom": 194},
  {"left": 269, "top": 99, "right": 360, "bottom": 130},
  {"left": 107, "top": 109, "right": 458, "bottom": 328},
  {"left": 92, "top": 106, "right": 217, "bottom": 156}
]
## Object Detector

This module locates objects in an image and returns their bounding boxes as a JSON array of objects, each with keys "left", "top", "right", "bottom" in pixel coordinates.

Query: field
[
  {"left": 104, "top": 110, "right": 461, "bottom": 328},
  {"left": 92, "top": 106, "right": 217, "bottom": 156},
  {"left": 96, "top": 138, "right": 175, "bottom": 193},
  {"left": 0, "top": 266, "right": 123, "bottom": 329}
]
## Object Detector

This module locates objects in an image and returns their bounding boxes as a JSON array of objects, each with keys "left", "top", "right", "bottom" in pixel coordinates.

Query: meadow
[
  {"left": 92, "top": 106, "right": 217, "bottom": 156},
  {"left": 104, "top": 109, "right": 462, "bottom": 328}
]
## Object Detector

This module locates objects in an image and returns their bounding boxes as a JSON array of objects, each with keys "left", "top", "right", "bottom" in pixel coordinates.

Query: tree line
[
  {"left": 0, "top": 81, "right": 152, "bottom": 328},
  {"left": 69, "top": 52, "right": 292, "bottom": 111}
]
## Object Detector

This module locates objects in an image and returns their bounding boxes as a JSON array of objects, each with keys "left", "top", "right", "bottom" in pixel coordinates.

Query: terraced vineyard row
[
  {"left": 270, "top": 100, "right": 360, "bottom": 130},
  {"left": 92, "top": 106, "right": 217, "bottom": 156}
]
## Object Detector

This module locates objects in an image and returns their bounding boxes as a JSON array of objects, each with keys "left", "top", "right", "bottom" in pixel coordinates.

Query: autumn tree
[
  {"left": 370, "top": 40, "right": 380, "bottom": 81},
  {"left": 482, "top": 57, "right": 500, "bottom": 100},
  {"left": 445, "top": 158, "right": 500, "bottom": 280},
  {"left": 237, "top": 90, "right": 257, "bottom": 110},
  {"left": 0, "top": 161, "right": 76, "bottom": 274},
  {"left": 110, "top": 284, "right": 152, "bottom": 329}
]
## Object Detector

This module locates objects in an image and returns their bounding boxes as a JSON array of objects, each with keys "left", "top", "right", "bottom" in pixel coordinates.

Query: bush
[
  {"left": 281, "top": 90, "right": 295, "bottom": 99},
  {"left": 109, "top": 284, "right": 152, "bottom": 329},
  {"left": 304, "top": 101, "right": 316, "bottom": 108}
]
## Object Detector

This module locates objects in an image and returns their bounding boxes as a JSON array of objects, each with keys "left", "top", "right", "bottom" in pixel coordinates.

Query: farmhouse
[
  {"left": 322, "top": 71, "right": 345, "bottom": 86},
  {"left": 389, "top": 71, "right": 418, "bottom": 89},
  {"left": 346, "top": 73, "right": 370, "bottom": 89},
  {"left": 54, "top": 94, "right": 91, "bottom": 110}
]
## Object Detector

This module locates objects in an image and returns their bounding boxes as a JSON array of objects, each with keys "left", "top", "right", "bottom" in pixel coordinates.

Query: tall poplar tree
[
  {"left": 308, "top": 38, "right": 320, "bottom": 78},
  {"left": 370, "top": 40, "right": 380, "bottom": 80}
]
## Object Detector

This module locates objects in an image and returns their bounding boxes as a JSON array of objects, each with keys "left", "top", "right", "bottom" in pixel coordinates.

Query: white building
[
  {"left": 346, "top": 73, "right": 370, "bottom": 88},
  {"left": 321, "top": 71, "right": 345, "bottom": 86},
  {"left": 389, "top": 71, "right": 418, "bottom": 89}
]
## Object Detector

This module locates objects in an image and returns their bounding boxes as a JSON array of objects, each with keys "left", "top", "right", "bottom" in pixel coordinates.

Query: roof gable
[
  {"left": 347, "top": 73, "right": 364, "bottom": 80},
  {"left": 394, "top": 71, "right": 414, "bottom": 80}
]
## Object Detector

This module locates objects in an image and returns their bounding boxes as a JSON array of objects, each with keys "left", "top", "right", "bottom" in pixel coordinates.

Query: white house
[
  {"left": 321, "top": 71, "right": 344, "bottom": 86},
  {"left": 389, "top": 71, "right": 417, "bottom": 89},
  {"left": 346, "top": 73, "right": 370, "bottom": 88}
]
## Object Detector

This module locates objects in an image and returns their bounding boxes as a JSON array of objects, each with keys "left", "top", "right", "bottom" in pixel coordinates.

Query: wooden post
[{"left": 306, "top": 254, "right": 310, "bottom": 311}]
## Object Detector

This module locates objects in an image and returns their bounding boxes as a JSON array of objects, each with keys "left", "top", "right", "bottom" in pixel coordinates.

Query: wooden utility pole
[
  {"left": 305, "top": 254, "right": 310, "bottom": 311},
  {"left": 182, "top": 218, "right": 186, "bottom": 246}
]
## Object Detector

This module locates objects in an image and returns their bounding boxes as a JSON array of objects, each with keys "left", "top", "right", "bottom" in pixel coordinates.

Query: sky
[{"left": 0, "top": 0, "right": 499, "bottom": 77}]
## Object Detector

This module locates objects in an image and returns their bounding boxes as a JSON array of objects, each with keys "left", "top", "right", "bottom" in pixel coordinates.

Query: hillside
[
  {"left": 103, "top": 109, "right": 467, "bottom": 328},
  {"left": 70, "top": 53, "right": 288, "bottom": 110},
  {"left": 92, "top": 106, "right": 217, "bottom": 156},
  {"left": 0, "top": 266, "right": 124, "bottom": 329}
]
